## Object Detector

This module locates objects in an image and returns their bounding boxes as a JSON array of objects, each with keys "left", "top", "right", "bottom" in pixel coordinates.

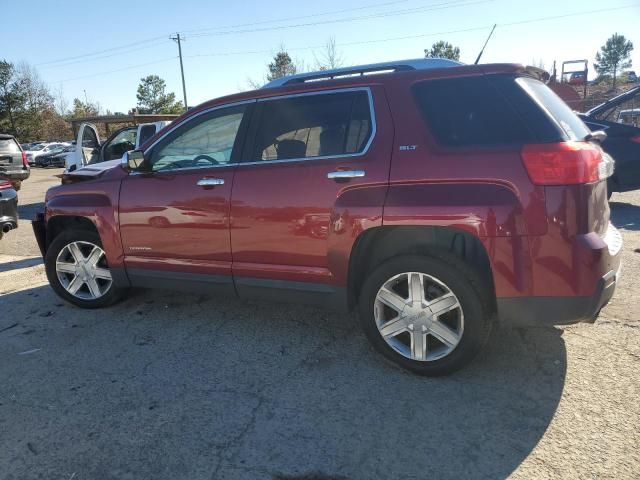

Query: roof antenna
[{"left": 474, "top": 24, "right": 497, "bottom": 65}]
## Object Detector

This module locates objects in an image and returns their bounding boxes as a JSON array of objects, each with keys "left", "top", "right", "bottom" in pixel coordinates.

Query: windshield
[
  {"left": 31, "top": 144, "right": 46, "bottom": 151},
  {"left": 516, "top": 77, "right": 591, "bottom": 141}
]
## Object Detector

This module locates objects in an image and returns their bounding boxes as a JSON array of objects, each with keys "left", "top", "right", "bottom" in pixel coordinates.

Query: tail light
[
  {"left": 521, "top": 141, "right": 612, "bottom": 185},
  {"left": 0, "top": 181, "right": 11, "bottom": 190},
  {"left": 22, "top": 151, "right": 28, "bottom": 167},
  {"left": 631, "top": 134, "right": 640, "bottom": 144}
]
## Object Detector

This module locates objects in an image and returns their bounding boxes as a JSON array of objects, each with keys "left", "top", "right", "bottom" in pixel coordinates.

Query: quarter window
[
  {"left": 150, "top": 106, "right": 246, "bottom": 171},
  {"left": 413, "top": 76, "right": 534, "bottom": 146},
  {"left": 250, "top": 90, "right": 372, "bottom": 161}
]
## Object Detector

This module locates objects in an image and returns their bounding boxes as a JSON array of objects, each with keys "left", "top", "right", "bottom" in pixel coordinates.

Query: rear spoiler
[{"left": 523, "top": 66, "right": 550, "bottom": 82}]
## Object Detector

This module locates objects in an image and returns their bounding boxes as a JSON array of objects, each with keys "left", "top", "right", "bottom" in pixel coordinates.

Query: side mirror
[{"left": 123, "top": 149, "right": 145, "bottom": 171}]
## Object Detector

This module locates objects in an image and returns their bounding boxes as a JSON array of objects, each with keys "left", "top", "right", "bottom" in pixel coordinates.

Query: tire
[
  {"left": 45, "top": 229, "right": 125, "bottom": 308},
  {"left": 358, "top": 254, "right": 492, "bottom": 376}
]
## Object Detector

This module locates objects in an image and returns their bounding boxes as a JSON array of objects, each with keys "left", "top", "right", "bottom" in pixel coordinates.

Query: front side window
[
  {"left": 103, "top": 128, "right": 137, "bottom": 161},
  {"left": 150, "top": 106, "right": 246, "bottom": 171},
  {"left": 250, "top": 90, "right": 372, "bottom": 162}
]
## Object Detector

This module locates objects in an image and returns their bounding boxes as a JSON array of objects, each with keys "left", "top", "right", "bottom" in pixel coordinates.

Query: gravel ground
[{"left": 0, "top": 168, "right": 638, "bottom": 480}]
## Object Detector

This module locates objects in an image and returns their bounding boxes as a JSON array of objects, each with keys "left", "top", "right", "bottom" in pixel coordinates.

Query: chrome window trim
[
  {"left": 242, "top": 87, "right": 376, "bottom": 167},
  {"left": 131, "top": 87, "right": 376, "bottom": 174},
  {"left": 130, "top": 99, "right": 256, "bottom": 174}
]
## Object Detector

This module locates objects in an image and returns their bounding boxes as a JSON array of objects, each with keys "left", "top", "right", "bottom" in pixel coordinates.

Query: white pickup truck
[{"left": 65, "top": 121, "right": 171, "bottom": 172}]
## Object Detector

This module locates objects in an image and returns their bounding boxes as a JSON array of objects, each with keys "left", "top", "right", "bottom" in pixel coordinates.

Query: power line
[
  {"left": 183, "top": 4, "right": 637, "bottom": 59},
  {"left": 33, "top": 0, "right": 454, "bottom": 67},
  {"left": 39, "top": 42, "right": 167, "bottom": 69},
  {"left": 181, "top": 0, "right": 414, "bottom": 34},
  {"left": 35, "top": 36, "right": 168, "bottom": 67},
  {"left": 186, "top": 25, "right": 493, "bottom": 59},
  {"left": 50, "top": 57, "right": 177, "bottom": 84},
  {"left": 187, "top": 0, "right": 493, "bottom": 38},
  {"left": 47, "top": 3, "right": 638, "bottom": 84}
]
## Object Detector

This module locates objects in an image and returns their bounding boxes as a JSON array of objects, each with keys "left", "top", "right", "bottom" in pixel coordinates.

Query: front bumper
[{"left": 32, "top": 213, "right": 46, "bottom": 257}]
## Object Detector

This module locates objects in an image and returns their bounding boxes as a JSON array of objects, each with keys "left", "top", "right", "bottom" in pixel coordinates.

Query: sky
[{"left": 2, "top": 0, "right": 639, "bottom": 113}]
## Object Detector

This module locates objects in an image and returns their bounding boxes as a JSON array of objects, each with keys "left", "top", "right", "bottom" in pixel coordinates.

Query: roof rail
[{"left": 262, "top": 58, "right": 463, "bottom": 88}]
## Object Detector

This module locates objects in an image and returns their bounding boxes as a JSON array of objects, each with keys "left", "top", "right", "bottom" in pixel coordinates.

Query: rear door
[{"left": 229, "top": 87, "right": 392, "bottom": 295}]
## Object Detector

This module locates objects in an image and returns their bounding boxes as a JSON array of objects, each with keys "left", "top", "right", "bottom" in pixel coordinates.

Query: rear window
[
  {"left": 515, "top": 77, "right": 590, "bottom": 141},
  {"left": 0, "top": 139, "right": 20, "bottom": 153},
  {"left": 413, "top": 76, "right": 534, "bottom": 147}
]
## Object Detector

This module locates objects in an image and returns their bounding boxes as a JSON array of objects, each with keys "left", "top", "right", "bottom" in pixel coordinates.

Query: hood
[
  {"left": 61, "top": 159, "right": 122, "bottom": 184},
  {"left": 585, "top": 86, "right": 640, "bottom": 119}
]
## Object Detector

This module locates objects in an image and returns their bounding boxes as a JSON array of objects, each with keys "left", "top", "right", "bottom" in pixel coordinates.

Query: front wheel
[
  {"left": 358, "top": 254, "right": 492, "bottom": 376},
  {"left": 45, "top": 229, "right": 125, "bottom": 308}
]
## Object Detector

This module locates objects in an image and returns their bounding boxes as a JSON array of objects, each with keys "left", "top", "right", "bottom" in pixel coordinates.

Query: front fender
[{"left": 44, "top": 178, "right": 124, "bottom": 269}]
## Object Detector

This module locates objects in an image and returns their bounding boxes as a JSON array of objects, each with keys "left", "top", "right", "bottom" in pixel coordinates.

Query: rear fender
[{"left": 381, "top": 182, "right": 540, "bottom": 297}]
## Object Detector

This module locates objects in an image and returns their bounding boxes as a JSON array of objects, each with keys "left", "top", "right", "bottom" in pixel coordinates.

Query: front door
[
  {"left": 119, "top": 103, "right": 252, "bottom": 290},
  {"left": 230, "top": 87, "right": 392, "bottom": 298},
  {"left": 75, "top": 123, "right": 101, "bottom": 169}
]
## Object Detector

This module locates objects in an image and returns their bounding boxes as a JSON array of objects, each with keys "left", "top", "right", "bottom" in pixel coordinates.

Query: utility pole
[{"left": 170, "top": 33, "right": 188, "bottom": 111}]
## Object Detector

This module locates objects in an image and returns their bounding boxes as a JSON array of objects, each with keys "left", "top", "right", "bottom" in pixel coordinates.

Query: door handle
[
  {"left": 197, "top": 178, "right": 225, "bottom": 187},
  {"left": 327, "top": 170, "right": 365, "bottom": 180}
]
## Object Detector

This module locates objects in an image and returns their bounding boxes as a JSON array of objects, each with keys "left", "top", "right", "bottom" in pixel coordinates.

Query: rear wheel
[
  {"left": 45, "top": 229, "right": 125, "bottom": 308},
  {"left": 358, "top": 254, "right": 492, "bottom": 376}
]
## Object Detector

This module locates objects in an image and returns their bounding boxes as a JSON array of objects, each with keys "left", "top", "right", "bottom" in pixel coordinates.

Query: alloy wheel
[
  {"left": 374, "top": 272, "right": 464, "bottom": 361},
  {"left": 55, "top": 241, "right": 113, "bottom": 300}
]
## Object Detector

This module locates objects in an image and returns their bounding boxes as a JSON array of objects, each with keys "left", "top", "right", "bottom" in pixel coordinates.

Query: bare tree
[
  {"left": 314, "top": 37, "right": 344, "bottom": 71},
  {"left": 53, "top": 84, "right": 69, "bottom": 116}
]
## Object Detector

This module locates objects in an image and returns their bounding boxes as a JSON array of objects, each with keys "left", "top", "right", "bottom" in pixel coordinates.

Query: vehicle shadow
[
  {"left": 17, "top": 201, "right": 44, "bottom": 221},
  {"left": 0, "top": 256, "right": 42, "bottom": 273},
  {"left": 610, "top": 200, "right": 640, "bottom": 231},
  {"left": 0, "top": 286, "right": 567, "bottom": 480}
]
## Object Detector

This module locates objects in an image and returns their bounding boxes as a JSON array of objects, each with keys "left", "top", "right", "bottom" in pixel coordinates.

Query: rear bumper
[
  {"left": 497, "top": 266, "right": 619, "bottom": 327},
  {"left": 498, "top": 222, "right": 622, "bottom": 327},
  {"left": 0, "top": 187, "right": 18, "bottom": 231},
  {"left": 0, "top": 168, "right": 30, "bottom": 181}
]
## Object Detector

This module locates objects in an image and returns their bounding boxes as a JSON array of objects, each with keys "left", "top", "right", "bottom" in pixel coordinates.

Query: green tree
[
  {"left": 424, "top": 41, "right": 461, "bottom": 61},
  {"left": 136, "top": 75, "right": 183, "bottom": 114},
  {"left": 267, "top": 50, "right": 297, "bottom": 81},
  {"left": 0, "top": 60, "right": 56, "bottom": 140},
  {"left": 72, "top": 98, "right": 99, "bottom": 117},
  {"left": 594, "top": 33, "right": 634, "bottom": 91}
]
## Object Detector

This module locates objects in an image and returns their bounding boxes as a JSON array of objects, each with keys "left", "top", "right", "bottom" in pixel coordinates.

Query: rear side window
[
  {"left": 0, "top": 139, "right": 20, "bottom": 153},
  {"left": 515, "top": 77, "right": 590, "bottom": 141},
  {"left": 413, "top": 76, "right": 534, "bottom": 147},
  {"left": 249, "top": 90, "right": 372, "bottom": 161}
]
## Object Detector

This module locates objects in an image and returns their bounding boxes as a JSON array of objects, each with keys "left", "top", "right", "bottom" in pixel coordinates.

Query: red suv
[{"left": 32, "top": 59, "right": 622, "bottom": 375}]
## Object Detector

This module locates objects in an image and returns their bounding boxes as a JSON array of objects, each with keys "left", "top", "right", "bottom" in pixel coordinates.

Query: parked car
[
  {"left": 578, "top": 86, "right": 640, "bottom": 197},
  {"left": 0, "top": 134, "right": 30, "bottom": 190},
  {"left": 65, "top": 121, "right": 171, "bottom": 172},
  {"left": 35, "top": 145, "right": 74, "bottom": 168},
  {"left": 25, "top": 142, "right": 66, "bottom": 166},
  {"left": 33, "top": 59, "right": 621, "bottom": 375},
  {"left": 0, "top": 179, "right": 18, "bottom": 240},
  {"left": 568, "top": 71, "right": 586, "bottom": 85}
]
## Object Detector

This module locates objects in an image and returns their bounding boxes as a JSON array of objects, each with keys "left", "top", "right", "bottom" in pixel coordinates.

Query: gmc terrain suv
[{"left": 33, "top": 59, "right": 622, "bottom": 375}]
